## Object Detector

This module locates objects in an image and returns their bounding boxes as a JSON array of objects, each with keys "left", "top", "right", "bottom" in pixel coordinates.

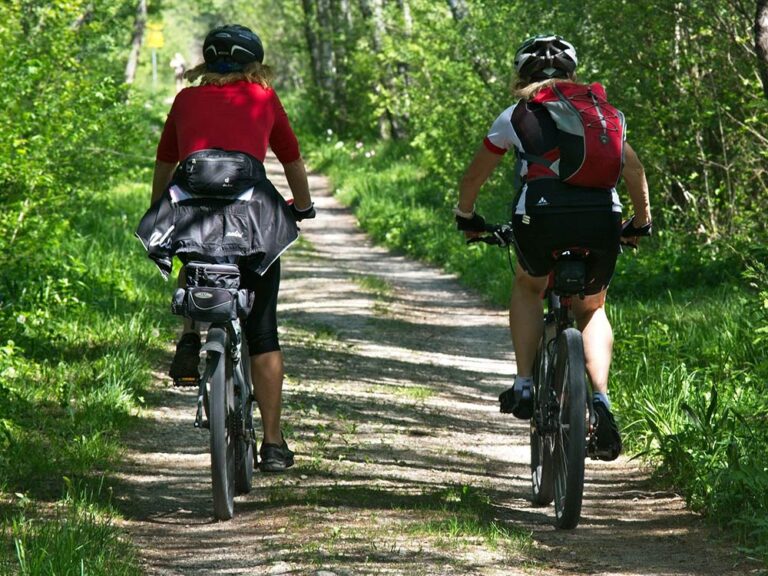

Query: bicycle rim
[
  {"left": 531, "top": 339, "right": 554, "bottom": 506},
  {"left": 553, "top": 328, "right": 587, "bottom": 529},
  {"left": 208, "top": 329, "right": 236, "bottom": 520},
  {"left": 234, "top": 351, "right": 254, "bottom": 495}
]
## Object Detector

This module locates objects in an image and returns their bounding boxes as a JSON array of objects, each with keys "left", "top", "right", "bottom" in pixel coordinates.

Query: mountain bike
[
  {"left": 171, "top": 260, "right": 256, "bottom": 520},
  {"left": 471, "top": 220, "right": 650, "bottom": 529},
  {"left": 470, "top": 225, "right": 596, "bottom": 529}
]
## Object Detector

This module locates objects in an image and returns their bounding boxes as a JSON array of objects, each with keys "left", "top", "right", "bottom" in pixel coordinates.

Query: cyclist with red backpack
[{"left": 455, "top": 35, "right": 652, "bottom": 460}]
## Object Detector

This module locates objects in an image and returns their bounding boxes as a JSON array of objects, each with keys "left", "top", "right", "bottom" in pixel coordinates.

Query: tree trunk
[
  {"left": 301, "top": 0, "right": 323, "bottom": 92},
  {"left": 302, "top": 0, "right": 339, "bottom": 128},
  {"left": 446, "top": 0, "right": 468, "bottom": 20},
  {"left": 332, "top": 0, "right": 352, "bottom": 127},
  {"left": 757, "top": 0, "right": 768, "bottom": 98},
  {"left": 316, "top": 0, "right": 336, "bottom": 99},
  {"left": 359, "top": 0, "right": 407, "bottom": 139},
  {"left": 124, "top": 0, "right": 147, "bottom": 84},
  {"left": 445, "top": 0, "right": 493, "bottom": 87}
]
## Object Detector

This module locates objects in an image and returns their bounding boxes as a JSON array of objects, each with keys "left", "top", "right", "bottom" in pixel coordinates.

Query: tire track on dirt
[{"left": 115, "top": 157, "right": 756, "bottom": 576}]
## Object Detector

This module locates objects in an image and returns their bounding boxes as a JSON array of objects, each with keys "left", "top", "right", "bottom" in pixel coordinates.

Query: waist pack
[
  {"left": 171, "top": 261, "right": 253, "bottom": 323},
  {"left": 174, "top": 149, "right": 264, "bottom": 197},
  {"left": 524, "top": 82, "right": 625, "bottom": 189}
]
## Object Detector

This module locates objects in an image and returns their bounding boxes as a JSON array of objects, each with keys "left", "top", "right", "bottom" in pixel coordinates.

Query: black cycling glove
[
  {"left": 621, "top": 216, "right": 652, "bottom": 238},
  {"left": 455, "top": 212, "right": 487, "bottom": 232},
  {"left": 290, "top": 202, "right": 316, "bottom": 222}
]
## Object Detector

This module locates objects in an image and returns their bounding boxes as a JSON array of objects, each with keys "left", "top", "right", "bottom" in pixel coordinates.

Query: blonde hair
[
  {"left": 512, "top": 75, "right": 578, "bottom": 100},
  {"left": 183, "top": 61, "right": 274, "bottom": 88}
]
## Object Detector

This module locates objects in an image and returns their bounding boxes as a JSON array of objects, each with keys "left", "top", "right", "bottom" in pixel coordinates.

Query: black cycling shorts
[
  {"left": 512, "top": 211, "right": 622, "bottom": 295},
  {"left": 240, "top": 258, "right": 281, "bottom": 355}
]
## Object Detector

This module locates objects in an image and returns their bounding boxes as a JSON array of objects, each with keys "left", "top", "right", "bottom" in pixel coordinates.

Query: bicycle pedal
[{"left": 173, "top": 377, "right": 199, "bottom": 387}]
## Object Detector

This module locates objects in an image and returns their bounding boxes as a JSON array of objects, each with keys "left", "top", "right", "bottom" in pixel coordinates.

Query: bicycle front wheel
[
  {"left": 552, "top": 328, "right": 588, "bottom": 529},
  {"left": 207, "top": 327, "right": 236, "bottom": 520},
  {"left": 531, "top": 338, "right": 554, "bottom": 506}
]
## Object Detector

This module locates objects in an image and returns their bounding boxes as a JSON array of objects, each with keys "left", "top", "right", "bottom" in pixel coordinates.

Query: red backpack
[{"left": 523, "top": 82, "right": 625, "bottom": 189}]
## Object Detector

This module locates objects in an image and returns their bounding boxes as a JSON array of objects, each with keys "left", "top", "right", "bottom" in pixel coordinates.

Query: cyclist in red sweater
[{"left": 150, "top": 25, "right": 314, "bottom": 472}]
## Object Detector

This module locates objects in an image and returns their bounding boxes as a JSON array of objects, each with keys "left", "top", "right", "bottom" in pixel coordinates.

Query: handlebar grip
[{"left": 621, "top": 217, "right": 652, "bottom": 238}]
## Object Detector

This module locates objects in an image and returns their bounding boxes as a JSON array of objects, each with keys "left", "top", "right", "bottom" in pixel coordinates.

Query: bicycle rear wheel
[
  {"left": 207, "top": 327, "right": 236, "bottom": 520},
  {"left": 530, "top": 338, "right": 554, "bottom": 506},
  {"left": 552, "top": 327, "right": 588, "bottom": 529},
  {"left": 234, "top": 342, "right": 254, "bottom": 495}
]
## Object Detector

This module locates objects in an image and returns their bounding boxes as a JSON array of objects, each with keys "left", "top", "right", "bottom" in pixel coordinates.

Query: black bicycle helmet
[
  {"left": 203, "top": 25, "right": 264, "bottom": 72},
  {"left": 514, "top": 34, "right": 578, "bottom": 81}
]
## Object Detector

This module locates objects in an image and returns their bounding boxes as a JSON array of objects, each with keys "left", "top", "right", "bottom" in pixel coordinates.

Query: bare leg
[
  {"left": 250, "top": 351, "right": 285, "bottom": 445},
  {"left": 572, "top": 290, "right": 612, "bottom": 394},
  {"left": 509, "top": 264, "right": 548, "bottom": 377}
]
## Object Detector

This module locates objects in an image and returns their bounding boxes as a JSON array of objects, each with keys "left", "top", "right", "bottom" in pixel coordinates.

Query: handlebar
[
  {"left": 466, "top": 223, "right": 514, "bottom": 247},
  {"left": 467, "top": 218, "right": 653, "bottom": 250},
  {"left": 619, "top": 217, "right": 652, "bottom": 249}
]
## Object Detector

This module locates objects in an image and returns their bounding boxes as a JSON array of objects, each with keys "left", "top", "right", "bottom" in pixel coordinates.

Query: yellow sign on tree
[{"left": 147, "top": 22, "right": 164, "bottom": 49}]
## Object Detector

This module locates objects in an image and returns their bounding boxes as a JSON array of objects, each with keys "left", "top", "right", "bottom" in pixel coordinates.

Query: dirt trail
[{"left": 116, "top": 158, "right": 757, "bottom": 576}]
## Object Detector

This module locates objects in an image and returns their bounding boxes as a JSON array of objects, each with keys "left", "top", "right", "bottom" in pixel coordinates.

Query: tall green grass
[
  {"left": 304, "top": 137, "right": 768, "bottom": 561},
  {"left": 0, "top": 179, "right": 174, "bottom": 572},
  {"left": 7, "top": 479, "right": 142, "bottom": 576}
]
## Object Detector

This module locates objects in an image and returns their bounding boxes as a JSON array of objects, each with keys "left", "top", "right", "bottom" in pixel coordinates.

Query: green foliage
[
  {"left": 609, "top": 282, "right": 768, "bottom": 555},
  {"left": 0, "top": 4, "right": 172, "bottom": 573},
  {"left": 5, "top": 479, "right": 142, "bottom": 576}
]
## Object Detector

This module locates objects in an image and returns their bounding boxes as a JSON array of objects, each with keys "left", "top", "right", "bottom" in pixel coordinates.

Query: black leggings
[{"left": 241, "top": 259, "right": 281, "bottom": 355}]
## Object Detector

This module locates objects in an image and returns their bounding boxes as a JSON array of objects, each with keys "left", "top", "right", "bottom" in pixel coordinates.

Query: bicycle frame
[
  {"left": 171, "top": 258, "right": 256, "bottom": 520},
  {"left": 536, "top": 258, "right": 596, "bottom": 438},
  {"left": 194, "top": 318, "right": 250, "bottom": 433}
]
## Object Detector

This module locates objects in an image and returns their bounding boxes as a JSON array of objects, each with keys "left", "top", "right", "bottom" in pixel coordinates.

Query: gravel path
[{"left": 115, "top": 157, "right": 757, "bottom": 575}]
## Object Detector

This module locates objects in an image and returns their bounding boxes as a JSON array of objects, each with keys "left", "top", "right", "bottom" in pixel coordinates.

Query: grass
[
  {"left": 393, "top": 385, "right": 435, "bottom": 402},
  {"left": 408, "top": 485, "right": 530, "bottom": 551},
  {"left": 0, "top": 179, "right": 173, "bottom": 574},
  {"left": 265, "top": 482, "right": 531, "bottom": 557},
  {"left": 5, "top": 480, "right": 142, "bottom": 576},
  {"left": 354, "top": 275, "right": 395, "bottom": 299}
]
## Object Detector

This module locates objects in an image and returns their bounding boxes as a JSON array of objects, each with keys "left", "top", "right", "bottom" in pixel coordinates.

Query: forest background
[{"left": 0, "top": 0, "right": 767, "bottom": 573}]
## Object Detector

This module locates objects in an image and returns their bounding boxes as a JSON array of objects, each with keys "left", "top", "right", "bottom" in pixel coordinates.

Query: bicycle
[
  {"left": 471, "top": 219, "right": 650, "bottom": 529},
  {"left": 471, "top": 225, "right": 603, "bottom": 529},
  {"left": 171, "top": 260, "right": 256, "bottom": 520}
]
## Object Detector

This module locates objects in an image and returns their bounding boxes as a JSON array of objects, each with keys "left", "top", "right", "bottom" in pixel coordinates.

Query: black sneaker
[
  {"left": 499, "top": 380, "right": 533, "bottom": 420},
  {"left": 169, "top": 333, "right": 201, "bottom": 383},
  {"left": 259, "top": 439, "right": 295, "bottom": 472},
  {"left": 592, "top": 400, "right": 622, "bottom": 461}
]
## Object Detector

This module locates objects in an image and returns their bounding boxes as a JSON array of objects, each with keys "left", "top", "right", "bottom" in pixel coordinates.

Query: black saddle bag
[{"left": 171, "top": 261, "right": 254, "bottom": 323}]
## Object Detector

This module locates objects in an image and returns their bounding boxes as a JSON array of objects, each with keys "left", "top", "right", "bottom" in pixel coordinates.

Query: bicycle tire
[
  {"left": 234, "top": 345, "right": 254, "bottom": 494},
  {"left": 207, "top": 326, "right": 236, "bottom": 520},
  {"left": 552, "top": 327, "right": 587, "bottom": 529},
  {"left": 530, "top": 338, "right": 555, "bottom": 506}
]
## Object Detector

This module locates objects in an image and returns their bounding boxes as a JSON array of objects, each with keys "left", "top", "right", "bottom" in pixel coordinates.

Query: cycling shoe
[
  {"left": 591, "top": 400, "right": 622, "bottom": 461},
  {"left": 259, "top": 439, "right": 295, "bottom": 472},
  {"left": 499, "top": 381, "right": 533, "bottom": 420},
  {"left": 169, "top": 332, "right": 201, "bottom": 383}
]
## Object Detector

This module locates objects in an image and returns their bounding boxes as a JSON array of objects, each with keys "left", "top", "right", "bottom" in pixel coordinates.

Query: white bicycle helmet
[{"left": 514, "top": 34, "right": 578, "bottom": 81}]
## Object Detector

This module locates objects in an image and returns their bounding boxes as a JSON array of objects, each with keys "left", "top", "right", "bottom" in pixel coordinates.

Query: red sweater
[{"left": 156, "top": 81, "right": 300, "bottom": 165}]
